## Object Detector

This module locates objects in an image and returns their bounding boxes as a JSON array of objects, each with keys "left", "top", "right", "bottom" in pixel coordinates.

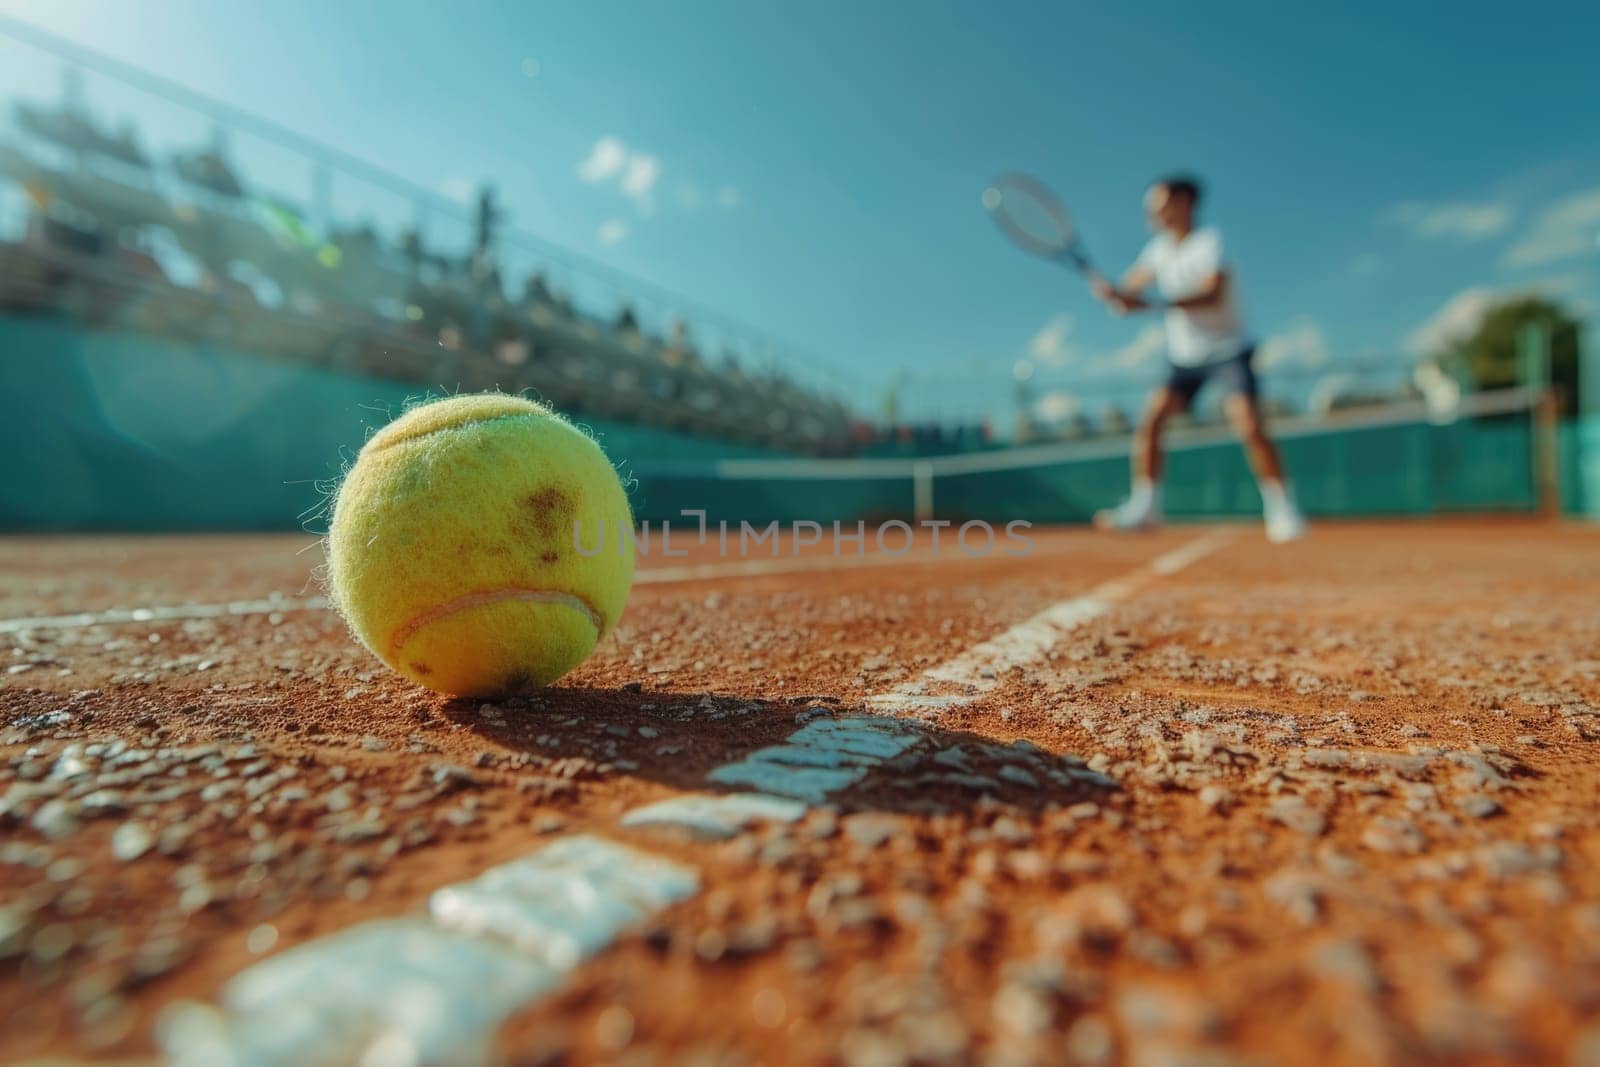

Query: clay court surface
[{"left": 3, "top": 520, "right": 1598, "bottom": 1066}]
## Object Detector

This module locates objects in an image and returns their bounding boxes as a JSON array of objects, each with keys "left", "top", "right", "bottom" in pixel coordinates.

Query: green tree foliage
[{"left": 1445, "top": 297, "right": 1582, "bottom": 413}]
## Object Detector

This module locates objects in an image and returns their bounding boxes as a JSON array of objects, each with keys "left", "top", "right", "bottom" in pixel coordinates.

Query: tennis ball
[{"left": 327, "top": 394, "right": 634, "bottom": 697}]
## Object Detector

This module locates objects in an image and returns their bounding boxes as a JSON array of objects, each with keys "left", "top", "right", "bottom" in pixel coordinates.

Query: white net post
[{"left": 912, "top": 461, "right": 934, "bottom": 523}]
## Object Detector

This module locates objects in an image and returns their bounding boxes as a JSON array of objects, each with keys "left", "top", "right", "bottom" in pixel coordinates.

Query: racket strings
[{"left": 985, "top": 173, "right": 1076, "bottom": 254}]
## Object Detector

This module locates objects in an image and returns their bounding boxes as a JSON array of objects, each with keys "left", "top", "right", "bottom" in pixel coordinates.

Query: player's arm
[
  {"left": 1163, "top": 268, "right": 1228, "bottom": 311},
  {"left": 1102, "top": 231, "right": 1231, "bottom": 314},
  {"left": 1104, "top": 267, "right": 1230, "bottom": 315},
  {"left": 1090, "top": 265, "right": 1154, "bottom": 312}
]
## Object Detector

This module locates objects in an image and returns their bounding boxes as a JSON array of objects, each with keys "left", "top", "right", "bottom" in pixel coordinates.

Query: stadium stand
[{"left": 0, "top": 73, "right": 859, "bottom": 455}]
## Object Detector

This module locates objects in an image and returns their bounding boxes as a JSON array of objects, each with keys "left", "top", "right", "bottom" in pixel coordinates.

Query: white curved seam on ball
[
  {"left": 364, "top": 411, "right": 545, "bottom": 454},
  {"left": 388, "top": 588, "right": 605, "bottom": 654}
]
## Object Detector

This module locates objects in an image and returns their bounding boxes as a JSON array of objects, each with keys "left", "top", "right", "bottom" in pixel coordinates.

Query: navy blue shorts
[{"left": 1164, "top": 346, "right": 1258, "bottom": 406}]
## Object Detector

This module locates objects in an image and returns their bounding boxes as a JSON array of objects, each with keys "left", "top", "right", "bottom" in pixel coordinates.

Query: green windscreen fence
[
  {"left": 1562, "top": 416, "right": 1600, "bottom": 518},
  {"left": 631, "top": 390, "right": 1545, "bottom": 527},
  {"left": 0, "top": 317, "right": 793, "bottom": 532},
  {"left": 0, "top": 312, "right": 1563, "bottom": 531}
]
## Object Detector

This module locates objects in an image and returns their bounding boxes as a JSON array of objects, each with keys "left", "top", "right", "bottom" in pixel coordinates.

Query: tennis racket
[{"left": 982, "top": 172, "right": 1103, "bottom": 282}]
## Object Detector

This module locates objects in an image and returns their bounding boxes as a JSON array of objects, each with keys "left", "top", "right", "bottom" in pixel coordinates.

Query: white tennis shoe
[
  {"left": 1264, "top": 499, "right": 1307, "bottom": 543},
  {"left": 1094, "top": 494, "right": 1164, "bottom": 532}
]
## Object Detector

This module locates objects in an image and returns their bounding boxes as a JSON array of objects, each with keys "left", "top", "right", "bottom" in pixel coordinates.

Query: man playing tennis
[{"left": 1090, "top": 175, "right": 1306, "bottom": 542}]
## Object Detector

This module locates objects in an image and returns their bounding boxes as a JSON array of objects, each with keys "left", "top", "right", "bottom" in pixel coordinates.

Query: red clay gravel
[{"left": 2, "top": 520, "right": 1597, "bottom": 1066}]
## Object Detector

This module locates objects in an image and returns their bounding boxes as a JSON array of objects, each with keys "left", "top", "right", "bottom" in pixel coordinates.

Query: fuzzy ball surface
[{"left": 328, "top": 394, "right": 634, "bottom": 697}]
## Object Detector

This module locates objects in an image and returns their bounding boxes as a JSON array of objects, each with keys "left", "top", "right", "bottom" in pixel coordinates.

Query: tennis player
[{"left": 1090, "top": 175, "right": 1306, "bottom": 542}]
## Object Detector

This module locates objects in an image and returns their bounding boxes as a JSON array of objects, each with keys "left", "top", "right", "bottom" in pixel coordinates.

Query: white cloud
[
  {"left": 1034, "top": 391, "right": 1081, "bottom": 422},
  {"left": 579, "top": 138, "right": 666, "bottom": 217},
  {"left": 1018, "top": 321, "right": 1173, "bottom": 387},
  {"left": 578, "top": 136, "right": 628, "bottom": 183},
  {"left": 437, "top": 176, "right": 475, "bottom": 204},
  {"left": 1503, "top": 187, "right": 1600, "bottom": 268},
  {"left": 1387, "top": 201, "right": 1514, "bottom": 241},
  {"left": 1349, "top": 253, "right": 1381, "bottom": 277},
  {"left": 1026, "top": 313, "right": 1077, "bottom": 367},
  {"left": 1519, "top": 273, "right": 1599, "bottom": 318},
  {"left": 1308, "top": 373, "right": 1361, "bottom": 416},
  {"left": 1256, "top": 319, "right": 1330, "bottom": 372},
  {"left": 1405, "top": 275, "right": 1599, "bottom": 359},
  {"left": 580, "top": 137, "right": 740, "bottom": 224},
  {"left": 1405, "top": 287, "right": 1495, "bottom": 356},
  {"left": 621, "top": 154, "right": 660, "bottom": 198},
  {"left": 1108, "top": 324, "right": 1166, "bottom": 371},
  {"left": 596, "top": 218, "right": 629, "bottom": 246},
  {"left": 1527, "top": 272, "right": 1588, "bottom": 298},
  {"left": 623, "top": 155, "right": 660, "bottom": 217}
]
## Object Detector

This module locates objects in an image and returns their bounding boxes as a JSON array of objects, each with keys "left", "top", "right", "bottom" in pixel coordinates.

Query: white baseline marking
[
  {"left": 158, "top": 531, "right": 1229, "bottom": 1061},
  {"left": 635, "top": 530, "right": 1231, "bottom": 816},
  {"left": 867, "top": 529, "right": 1233, "bottom": 713},
  {"left": 635, "top": 543, "right": 988, "bottom": 585},
  {"left": 159, "top": 836, "right": 697, "bottom": 1066},
  {"left": 0, "top": 535, "right": 1097, "bottom": 633},
  {"left": 0, "top": 596, "right": 332, "bottom": 635}
]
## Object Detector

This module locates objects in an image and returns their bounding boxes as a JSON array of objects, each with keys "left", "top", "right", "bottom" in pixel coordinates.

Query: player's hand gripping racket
[{"left": 982, "top": 172, "right": 1104, "bottom": 284}]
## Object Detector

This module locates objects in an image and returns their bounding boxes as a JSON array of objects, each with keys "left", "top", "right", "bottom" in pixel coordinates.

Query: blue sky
[{"left": 2, "top": 0, "right": 1597, "bottom": 427}]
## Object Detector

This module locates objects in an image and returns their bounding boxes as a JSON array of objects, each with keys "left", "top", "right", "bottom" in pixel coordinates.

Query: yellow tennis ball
[{"left": 327, "top": 394, "right": 634, "bottom": 697}]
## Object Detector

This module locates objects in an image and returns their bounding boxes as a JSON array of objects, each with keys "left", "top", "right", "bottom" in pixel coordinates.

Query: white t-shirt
[{"left": 1135, "top": 226, "right": 1248, "bottom": 367}]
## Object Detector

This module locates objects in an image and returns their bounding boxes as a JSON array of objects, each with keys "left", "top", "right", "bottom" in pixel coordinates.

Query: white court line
[
  {"left": 156, "top": 530, "right": 1229, "bottom": 1062},
  {"left": 868, "top": 528, "right": 1233, "bottom": 713},
  {"left": 159, "top": 837, "right": 698, "bottom": 1066},
  {"left": 0, "top": 596, "right": 333, "bottom": 635},
  {"left": 637, "top": 529, "right": 1232, "bottom": 810},
  {"left": 0, "top": 535, "right": 1094, "bottom": 633},
  {"left": 633, "top": 542, "right": 1011, "bottom": 584}
]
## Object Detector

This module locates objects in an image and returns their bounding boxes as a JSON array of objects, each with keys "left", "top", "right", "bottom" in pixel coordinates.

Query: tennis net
[{"left": 630, "top": 388, "right": 1548, "bottom": 525}]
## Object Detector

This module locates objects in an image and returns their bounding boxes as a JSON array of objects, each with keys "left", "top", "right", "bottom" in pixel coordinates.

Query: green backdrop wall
[
  {"left": 3, "top": 316, "right": 1594, "bottom": 532},
  {"left": 0, "top": 317, "right": 783, "bottom": 531},
  {"left": 630, "top": 410, "right": 1552, "bottom": 526}
]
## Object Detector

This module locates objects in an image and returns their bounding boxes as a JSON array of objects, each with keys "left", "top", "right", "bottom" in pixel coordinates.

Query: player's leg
[
  {"left": 1218, "top": 352, "right": 1306, "bottom": 542},
  {"left": 1137, "top": 385, "right": 1185, "bottom": 484},
  {"left": 1095, "top": 385, "right": 1187, "bottom": 530},
  {"left": 1221, "top": 392, "right": 1285, "bottom": 482}
]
